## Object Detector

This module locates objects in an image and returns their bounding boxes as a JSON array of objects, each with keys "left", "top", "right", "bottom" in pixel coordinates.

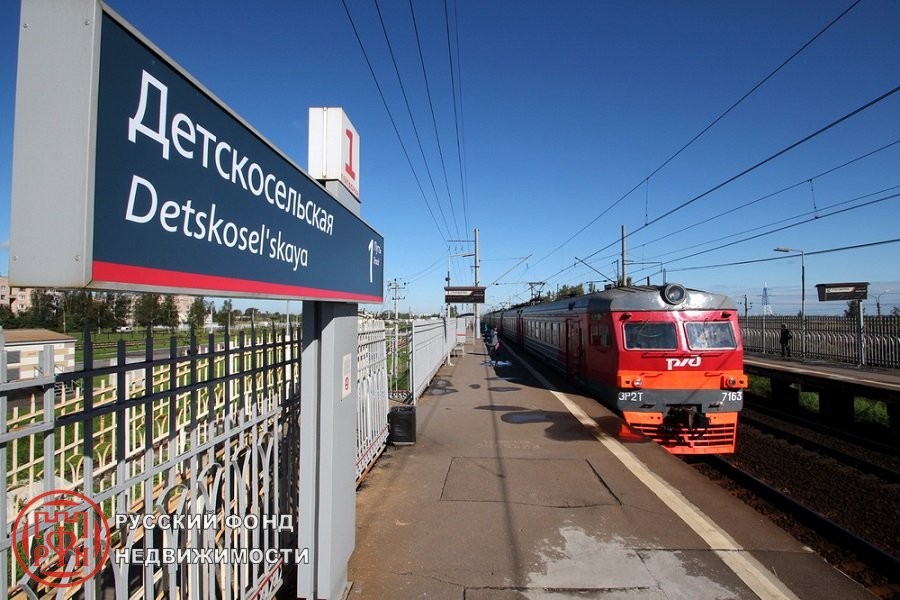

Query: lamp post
[
  {"left": 774, "top": 247, "right": 805, "bottom": 358},
  {"left": 447, "top": 251, "right": 475, "bottom": 318},
  {"left": 874, "top": 290, "right": 889, "bottom": 316}
]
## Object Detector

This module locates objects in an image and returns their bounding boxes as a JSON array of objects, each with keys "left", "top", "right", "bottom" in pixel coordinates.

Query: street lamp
[
  {"left": 874, "top": 290, "right": 890, "bottom": 316},
  {"left": 447, "top": 251, "right": 475, "bottom": 318},
  {"left": 774, "top": 247, "right": 805, "bottom": 358}
]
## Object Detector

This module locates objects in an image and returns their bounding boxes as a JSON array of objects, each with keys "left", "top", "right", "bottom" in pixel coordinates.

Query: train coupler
[{"left": 663, "top": 405, "right": 709, "bottom": 433}]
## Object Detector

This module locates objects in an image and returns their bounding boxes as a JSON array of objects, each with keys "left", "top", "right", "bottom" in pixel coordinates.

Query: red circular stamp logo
[{"left": 12, "top": 490, "right": 111, "bottom": 588}]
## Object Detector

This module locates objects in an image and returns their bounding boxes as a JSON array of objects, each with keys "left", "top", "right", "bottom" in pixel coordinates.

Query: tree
[
  {"left": 891, "top": 306, "right": 900, "bottom": 317},
  {"left": 110, "top": 293, "right": 133, "bottom": 328},
  {"left": 187, "top": 297, "right": 210, "bottom": 331},
  {"left": 95, "top": 293, "right": 117, "bottom": 330},
  {"left": 133, "top": 293, "right": 161, "bottom": 328},
  {"left": 214, "top": 299, "right": 233, "bottom": 327},
  {"left": 160, "top": 295, "right": 180, "bottom": 330},
  {"left": 552, "top": 283, "right": 584, "bottom": 301},
  {"left": 843, "top": 300, "right": 862, "bottom": 319},
  {"left": 0, "top": 304, "right": 18, "bottom": 328},
  {"left": 19, "top": 289, "right": 58, "bottom": 329},
  {"left": 57, "top": 290, "right": 84, "bottom": 332},
  {"left": 59, "top": 290, "right": 107, "bottom": 332}
]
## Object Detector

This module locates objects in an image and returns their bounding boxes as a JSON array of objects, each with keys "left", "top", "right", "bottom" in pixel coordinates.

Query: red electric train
[{"left": 484, "top": 283, "right": 747, "bottom": 454}]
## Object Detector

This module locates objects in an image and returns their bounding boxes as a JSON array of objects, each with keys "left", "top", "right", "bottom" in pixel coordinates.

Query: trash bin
[{"left": 388, "top": 406, "right": 416, "bottom": 445}]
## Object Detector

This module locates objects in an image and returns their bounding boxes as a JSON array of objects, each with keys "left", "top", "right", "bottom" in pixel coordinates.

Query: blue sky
[{"left": 2, "top": 1, "right": 899, "bottom": 317}]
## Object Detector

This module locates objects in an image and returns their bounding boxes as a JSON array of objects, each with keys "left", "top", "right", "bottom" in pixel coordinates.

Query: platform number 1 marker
[{"left": 344, "top": 129, "right": 357, "bottom": 181}]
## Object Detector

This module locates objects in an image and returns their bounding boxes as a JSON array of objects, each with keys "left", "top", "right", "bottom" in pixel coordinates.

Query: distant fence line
[
  {"left": 739, "top": 315, "right": 900, "bottom": 368},
  {"left": 408, "top": 317, "right": 470, "bottom": 403}
]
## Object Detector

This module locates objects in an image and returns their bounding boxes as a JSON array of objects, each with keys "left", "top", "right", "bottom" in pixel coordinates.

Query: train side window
[
  {"left": 590, "top": 324, "right": 610, "bottom": 347},
  {"left": 685, "top": 322, "right": 736, "bottom": 349},
  {"left": 623, "top": 322, "right": 677, "bottom": 350}
]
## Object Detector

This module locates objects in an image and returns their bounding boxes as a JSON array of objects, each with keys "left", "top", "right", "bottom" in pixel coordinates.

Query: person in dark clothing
[
  {"left": 487, "top": 327, "right": 500, "bottom": 362},
  {"left": 779, "top": 324, "right": 793, "bottom": 357}
]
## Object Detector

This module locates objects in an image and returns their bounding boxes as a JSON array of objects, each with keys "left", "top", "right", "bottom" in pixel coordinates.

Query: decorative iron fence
[
  {"left": 1, "top": 327, "right": 302, "bottom": 599},
  {"left": 739, "top": 315, "right": 900, "bottom": 368}
]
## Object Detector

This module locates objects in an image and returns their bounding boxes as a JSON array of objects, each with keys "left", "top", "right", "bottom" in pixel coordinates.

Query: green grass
[
  {"left": 747, "top": 374, "right": 890, "bottom": 428},
  {"left": 70, "top": 329, "right": 266, "bottom": 362}
]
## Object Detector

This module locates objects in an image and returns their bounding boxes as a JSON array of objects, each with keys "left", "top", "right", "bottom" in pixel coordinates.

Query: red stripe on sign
[{"left": 92, "top": 261, "right": 382, "bottom": 302}]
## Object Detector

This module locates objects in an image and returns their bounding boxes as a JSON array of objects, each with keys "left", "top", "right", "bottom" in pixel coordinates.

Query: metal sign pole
[{"left": 298, "top": 301, "right": 357, "bottom": 599}]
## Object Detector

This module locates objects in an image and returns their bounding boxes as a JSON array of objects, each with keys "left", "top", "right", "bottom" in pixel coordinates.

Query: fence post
[
  {"left": 0, "top": 327, "right": 6, "bottom": 382},
  {"left": 857, "top": 300, "right": 866, "bottom": 366}
]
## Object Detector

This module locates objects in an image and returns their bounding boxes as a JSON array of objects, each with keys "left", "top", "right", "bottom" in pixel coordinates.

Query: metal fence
[
  {"left": 409, "top": 318, "right": 469, "bottom": 403},
  {"left": 740, "top": 315, "right": 900, "bottom": 368},
  {"left": 356, "top": 320, "right": 389, "bottom": 481},
  {"left": 1, "top": 327, "right": 302, "bottom": 599},
  {"left": 1, "top": 318, "right": 392, "bottom": 599}
]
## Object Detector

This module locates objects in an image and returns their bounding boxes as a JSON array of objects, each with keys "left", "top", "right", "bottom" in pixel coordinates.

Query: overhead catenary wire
[
  {"left": 544, "top": 182, "right": 900, "bottom": 290},
  {"left": 372, "top": 0, "right": 458, "bottom": 241},
  {"left": 445, "top": 0, "right": 470, "bottom": 236},
  {"left": 403, "top": 254, "right": 448, "bottom": 284},
  {"left": 407, "top": 0, "right": 461, "bottom": 242},
  {"left": 579, "top": 84, "right": 900, "bottom": 265},
  {"left": 627, "top": 139, "right": 900, "bottom": 257},
  {"left": 664, "top": 237, "right": 900, "bottom": 274},
  {"left": 529, "top": 0, "right": 865, "bottom": 271},
  {"left": 339, "top": 0, "right": 452, "bottom": 243},
  {"left": 640, "top": 188, "right": 900, "bottom": 273}
]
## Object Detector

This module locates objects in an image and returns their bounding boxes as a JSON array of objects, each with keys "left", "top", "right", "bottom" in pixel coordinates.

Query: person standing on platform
[
  {"left": 488, "top": 326, "right": 500, "bottom": 363},
  {"left": 779, "top": 323, "right": 793, "bottom": 358}
]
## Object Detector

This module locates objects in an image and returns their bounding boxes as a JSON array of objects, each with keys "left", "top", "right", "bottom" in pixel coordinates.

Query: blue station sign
[{"left": 11, "top": 4, "right": 383, "bottom": 304}]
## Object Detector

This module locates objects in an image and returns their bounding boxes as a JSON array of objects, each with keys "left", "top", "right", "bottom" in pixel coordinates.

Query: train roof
[{"left": 515, "top": 284, "right": 737, "bottom": 315}]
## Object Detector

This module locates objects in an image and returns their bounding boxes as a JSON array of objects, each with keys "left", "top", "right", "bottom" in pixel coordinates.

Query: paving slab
[{"left": 347, "top": 343, "right": 872, "bottom": 600}]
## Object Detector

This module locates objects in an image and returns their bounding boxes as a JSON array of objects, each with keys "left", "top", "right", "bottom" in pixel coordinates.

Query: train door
[{"left": 566, "top": 319, "right": 583, "bottom": 380}]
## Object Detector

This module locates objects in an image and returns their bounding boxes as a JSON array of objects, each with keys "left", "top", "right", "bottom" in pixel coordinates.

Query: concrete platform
[{"left": 348, "top": 342, "right": 871, "bottom": 599}]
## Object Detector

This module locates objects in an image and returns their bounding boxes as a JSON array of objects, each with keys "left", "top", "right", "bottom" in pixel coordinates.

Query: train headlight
[
  {"left": 721, "top": 375, "right": 747, "bottom": 388},
  {"left": 662, "top": 283, "right": 687, "bottom": 305},
  {"left": 633, "top": 377, "right": 643, "bottom": 388}
]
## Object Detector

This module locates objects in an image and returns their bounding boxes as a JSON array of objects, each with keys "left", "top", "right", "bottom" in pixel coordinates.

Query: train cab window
[
  {"left": 623, "top": 322, "right": 677, "bottom": 350},
  {"left": 685, "top": 322, "right": 736, "bottom": 350},
  {"left": 590, "top": 324, "right": 610, "bottom": 347}
]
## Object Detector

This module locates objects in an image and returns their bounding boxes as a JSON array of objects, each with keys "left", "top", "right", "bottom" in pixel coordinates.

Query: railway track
[
  {"left": 704, "top": 455, "right": 900, "bottom": 590},
  {"left": 740, "top": 407, "right": 900, "bottom": 485},
  {"left": 695, "top": 411, "right": 900, "bottom": 599}
]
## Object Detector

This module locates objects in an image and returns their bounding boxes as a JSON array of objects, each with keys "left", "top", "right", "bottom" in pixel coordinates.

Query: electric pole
[
  {"left": 474, "top": 228, "right": 481, "bottom": 339},
  {"left": 387, "top": 278, "right": 406, "bottom": 391}
]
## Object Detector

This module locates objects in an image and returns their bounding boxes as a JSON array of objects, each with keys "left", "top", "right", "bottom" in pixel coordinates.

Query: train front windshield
[
  {"left": 684, "top": 322, "right": 736, "bottom": 350},
  {"left": 623, "top": 322, "right": 677, "bottom": 350}
]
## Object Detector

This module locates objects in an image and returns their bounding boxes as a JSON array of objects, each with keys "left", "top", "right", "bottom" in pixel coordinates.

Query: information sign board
[
  {"left": 11, "top": 3, "right": 383, "bottom": 303},
  {"left": 444, "top": 286, "right": 486, "bottom": 304},
  {"left": 815, "top": 282, "right": 869, "bottom": 302}
]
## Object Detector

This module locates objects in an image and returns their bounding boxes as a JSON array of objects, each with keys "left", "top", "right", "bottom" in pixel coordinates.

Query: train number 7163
[{"left": 721, "top": 391, "right": 743, "bottom": 402}]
